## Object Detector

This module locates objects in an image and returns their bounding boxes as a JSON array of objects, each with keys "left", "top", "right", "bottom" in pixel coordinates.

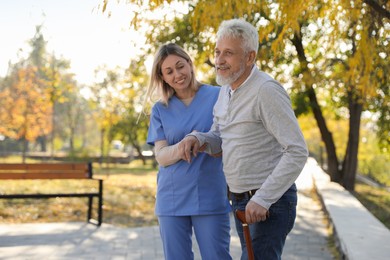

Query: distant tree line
[{"left": 0, "top": 25, "right": 150, "bottom": 164}]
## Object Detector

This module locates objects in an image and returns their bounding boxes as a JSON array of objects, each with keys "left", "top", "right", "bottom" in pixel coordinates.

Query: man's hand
[
  {"left": 178, "top": 135, "right": 201, "bottom": 163},
  {"left": 245, "top": 200, "right": 269, "bottom": 224}
]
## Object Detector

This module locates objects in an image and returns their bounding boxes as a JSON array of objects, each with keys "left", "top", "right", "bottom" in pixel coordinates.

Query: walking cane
[{"left": 235, "top": 210, "right": 255, "bottom": 260}]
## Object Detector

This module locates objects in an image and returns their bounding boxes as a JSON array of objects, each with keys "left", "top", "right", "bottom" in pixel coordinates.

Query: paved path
[{"left": 0, "top": 162, "right": 334, "bottom": 259}]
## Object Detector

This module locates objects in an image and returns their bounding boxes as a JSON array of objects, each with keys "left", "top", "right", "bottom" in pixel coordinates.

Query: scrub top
[{"left": 147, "top": 85, "right": 231, "bottom": 216}]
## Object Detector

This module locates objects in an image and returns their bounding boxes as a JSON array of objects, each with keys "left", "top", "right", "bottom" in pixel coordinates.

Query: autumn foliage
[{"left": 0, "top": 66, "right": 52, "bottom": 142}]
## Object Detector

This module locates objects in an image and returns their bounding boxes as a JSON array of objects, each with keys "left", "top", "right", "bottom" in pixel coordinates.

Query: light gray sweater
[{"left": 191, "top": 67, "right": 308, "bottom": 209}]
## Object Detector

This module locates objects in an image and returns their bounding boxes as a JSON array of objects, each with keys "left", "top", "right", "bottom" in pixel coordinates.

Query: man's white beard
[{"left": 216, "top": 63, "right": 246, "bottom": 86}]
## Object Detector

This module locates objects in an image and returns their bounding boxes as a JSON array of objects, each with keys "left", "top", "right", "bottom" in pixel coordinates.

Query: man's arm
[
  {"left": 250, "top": 82, "right": 308, "bottom": 210},
  {"left": 180, "top": 123, "right": 222, "bottom": 163},
  {"left": 245, "top": 81, "right": 308, "bottom": 223}
]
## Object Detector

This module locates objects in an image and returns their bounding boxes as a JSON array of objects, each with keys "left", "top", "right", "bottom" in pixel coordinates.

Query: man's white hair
[{"left": 216, "top": 19, "right": 259, "bottom": 54}]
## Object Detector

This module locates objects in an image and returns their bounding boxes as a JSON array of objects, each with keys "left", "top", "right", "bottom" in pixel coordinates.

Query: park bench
[{"left": 0, "top": 162, "right": 103, "bottom": 226}]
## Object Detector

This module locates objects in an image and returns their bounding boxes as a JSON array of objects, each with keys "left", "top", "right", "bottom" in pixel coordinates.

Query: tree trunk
[
  {"left": 306, "top": 87, "right": 340, "bottom": 181},
  {"left": 291, "top": 31, "right": 340, "bottom": 181},
  {"left": 100, "top": 128, "right": 105, "bottom": 165},
  {"left": 69, "top": 125, "right": 75, "bottom": 159},
  {"left": 22, "top": 138, "right": 28, "bottom": 163},
  {"left": 133, "top": 143, "right": 146, "bottom": 165},
  {"left": 37, "top": 135, "right": 47, "bottom": 152},
  {"left": 341, "top": 91, "right": 363, "bottom": 191},
  {"left": 50, "top": 101, "right": 55, "bottom": 160}
]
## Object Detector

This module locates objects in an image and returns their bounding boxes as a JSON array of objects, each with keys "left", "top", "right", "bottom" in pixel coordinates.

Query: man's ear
[{"left": 247, "top": 50, "right": 257, "bottom": 65}]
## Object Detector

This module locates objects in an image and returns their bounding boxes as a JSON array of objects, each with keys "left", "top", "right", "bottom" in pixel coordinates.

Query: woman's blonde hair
[{"left": 146, "top": 43, "right": 200, "bottom": 106}]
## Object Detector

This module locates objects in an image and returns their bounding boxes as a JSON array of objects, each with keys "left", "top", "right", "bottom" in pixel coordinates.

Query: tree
[
  {"left": 0, "top": 66, "right": 52, "bottom": 162},
  {"left": 27, "top": 25, "right": 50, "bottom": 152},
  {"left": 53, "top": 74, "right": 87, "bottom": 156},
  {"left": 88, "top": 67, "right": 124, "bottom": 165},
  {"left": 102, "top": 0, "right": 389, "bottom": 190},
  {"left": 27, "top": 26, "right": 74, "bottom": 155},
  {"left": 44, "top": 53, "right": 73, "bottom": 158},
  {"left": 111, "top": 58, "right": 150, "bottom": 165}
]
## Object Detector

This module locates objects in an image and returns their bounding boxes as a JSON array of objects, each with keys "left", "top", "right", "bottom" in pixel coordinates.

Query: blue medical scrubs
[{"left": 147, "top": 85, "right": 232, "bottom": 260}]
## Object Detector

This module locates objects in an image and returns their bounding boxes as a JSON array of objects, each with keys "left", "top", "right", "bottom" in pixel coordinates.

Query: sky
[{"left": 0, "top": 0, "right": 144, "bottom": 85}]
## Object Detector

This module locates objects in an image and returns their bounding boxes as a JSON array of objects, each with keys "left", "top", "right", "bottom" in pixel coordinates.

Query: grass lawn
[
  {"left": 352, "top": 182, "right": 390, "bottom": 230},
  {"left": 0, "top": 160, "right": 158, "bottom": 227}
]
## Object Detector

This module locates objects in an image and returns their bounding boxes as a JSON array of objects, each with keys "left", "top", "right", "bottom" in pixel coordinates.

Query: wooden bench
[{"left": 0, "top": 162, "right": 103, "bottom": 226}]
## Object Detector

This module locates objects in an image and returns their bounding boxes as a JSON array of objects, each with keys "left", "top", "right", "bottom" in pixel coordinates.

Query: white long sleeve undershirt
[
  {"left": 154, "top": 96, "right": 193, "bottom": 167},
  {"left": 154, "top": 140, "right": 182, "bottom": 167}
]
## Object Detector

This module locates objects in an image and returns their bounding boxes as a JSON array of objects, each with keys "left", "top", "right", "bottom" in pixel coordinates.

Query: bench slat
[
  {"left": 0, "top": 172, "right": 89, "bottom": 179},
  {"left": 0, "top": 193, "right": 100, "bottom": 199},
  {"left": 0, "top": 163, "right": 91, "bottom": 179},
  {"left": 0, "top": 163, "right": 88, "bottom": 170}
]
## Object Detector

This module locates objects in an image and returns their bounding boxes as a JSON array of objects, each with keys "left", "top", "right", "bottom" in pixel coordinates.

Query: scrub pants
[
  {"left": 158, "top": 213, "right": 232, "bottom": 260},
  {"left": 231, "top": 184, "right": 297, "bottom": 260}
]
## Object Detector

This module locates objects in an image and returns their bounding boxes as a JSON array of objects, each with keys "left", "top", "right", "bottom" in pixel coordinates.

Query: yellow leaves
[
  {"left": 270, "top": 25, "right": 288, "bottom": 57},
  {"left": 102, "top": 0, "right": 109, "bottom": 13},
  {"left": 343, "top": 14, "right": 380, "bottom": 99},
  {"left": 339, "top": 0, "right": 363, "bottom": 21},
  {"left": 278, "top": 0, "right": 307, "bottom": 25},
  {"left": 190, "top": 0, "right": 256, "bottom": 33},
  {"left": 1, "top": 66, "right": 52, "bottom": 141}
]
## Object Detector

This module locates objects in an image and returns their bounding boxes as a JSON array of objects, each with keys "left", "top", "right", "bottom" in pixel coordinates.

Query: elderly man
[{"left": 180, "top": 19, "right": 308, "bottom": 260}]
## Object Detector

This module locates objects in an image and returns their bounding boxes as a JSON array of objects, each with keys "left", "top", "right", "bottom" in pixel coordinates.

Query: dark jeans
[{"left": 231, "top": 184, "right": 297, "bottom": 260}]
